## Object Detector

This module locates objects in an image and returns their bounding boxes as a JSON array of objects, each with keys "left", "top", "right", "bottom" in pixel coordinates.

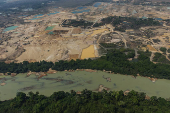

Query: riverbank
[{"left": 0, "top": 68, "right": 158, "bottom": 83}]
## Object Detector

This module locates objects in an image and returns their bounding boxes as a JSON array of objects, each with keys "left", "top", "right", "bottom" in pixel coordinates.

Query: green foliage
[
  {"left": 153, "top": 52, "right": 170, "bottom": 64},
  {"left": 99, "top": 16, "right": 161, "bottom": 32},
  {"left": 137, "top": 50, "right": 151, "bottom": 58},
  {"left": 114, "top": 26, "right": 126, "bottom": 32},
  {"left": 62, "top": 19, "right": 93, "bottom": 28},
  {"left": 0, "top": 90, "right": 170, "bottom": 113},
  {"left": 0, "top": 60, "right": 54, "bottom": 73},
  {"left": 1, "top": 48, "right": 170, "bottom": 79},
  {"left": 100, "top": 43, "right": 117, "bottom": 48},
  {"left": 168, "top": 49, "right": 170, "bottom": 53},
  {"left": 127, "top": 51, "right": 135, "bottom": 58},
  {"left": 160, "top": 47, "right": 167, "bottom": 54},
  {"left": 62, "top": 16, "right": 161, "bottom": 32}
]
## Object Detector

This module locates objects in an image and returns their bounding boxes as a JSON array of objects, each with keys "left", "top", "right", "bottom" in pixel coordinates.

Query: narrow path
[
  {"left": 91, "top": 18, "right": 102, "bottom": 28},
  {"left": 116, "top": 32, "right": 127, "bottom": 48},
  {"left": 150, "top": 52, "right": 155, "bottom": 62},
  {"left": 165, "top": 54, "right": 170, "bottom": 61},
  {"left": 134, "top": 48, "right": 139, "bottom": 59},
  {"left": 166, "top": 50, "right": 170, "bottom": 61},
  {"left": 94, "top": 44, "right": 99, "bottom": 57}
]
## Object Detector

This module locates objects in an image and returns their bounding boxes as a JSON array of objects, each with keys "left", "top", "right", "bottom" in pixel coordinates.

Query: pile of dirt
[
  {"left": 98, "top": 84, "right": 109, "bottom": 92},
  {"left": 0, "top": 73, "right": 4, "bottom": 76},
  {"left": 1, "top": 82, "right": 6, "bottom": 86},
  {"left": 124, "top": 90, "right": 130, "bottom": 96},
  {"left": 47, "top": 68, "right": 57, "bottom": 74},
  {"left": 28, "top": 59, "right": 37, "bottom": 63},
  {"left": 11, "top": 73, "right": 17, "bottom": 77},
  {"left": 36, "top": 72, "right": 47, "bottom": 79}
]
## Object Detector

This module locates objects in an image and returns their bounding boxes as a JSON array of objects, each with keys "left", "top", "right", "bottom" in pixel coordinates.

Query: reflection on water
[{"left": 1, "top": 71, "right": 170, "bottom": 100}]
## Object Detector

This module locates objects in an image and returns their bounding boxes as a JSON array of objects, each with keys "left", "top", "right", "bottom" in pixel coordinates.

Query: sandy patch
[
  {"left": 147, "top": 45, "right": 157, "bottom": 52},
  {"left": 69, "top": 54, "right": 79, "bottom": 60},
  {"left": 1, "top": 83, "right": 6, "bottom": 86},
  {"left": 81, "top": 45, "right": 95, "bottom": 59},
  {"left": 90, "top": 29, "right": 108, "bottom": 37}
]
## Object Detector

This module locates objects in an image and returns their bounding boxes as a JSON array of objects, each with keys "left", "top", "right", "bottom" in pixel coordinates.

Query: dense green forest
[
  {"left": 0, "top": 90, "right": 170, "bottom": 113},
  {"left": 160, "top": 47, "right": 167, "bottom": 54},
  {"left": 100, "top": 43, "right": 117, "bottom": 48},
  {"left": 94, "top": 16, "right": 161, "bottom": 31},
  {"left": 168, "top": 49, "right": 170, "bottom": 53},
  {"left": 62, "top": 16, "right": 161, "bottom": 31},
  {"left": 153, "top": 52, "right": 170, "bottom": 64},
  {"left": 137, "top": 50, "right": 151, "bottom": 58},
  {"left": 1, "top": 48, "right": 170, "bottom": 79},
  {"left": 62, "top": 19, "right": 93, "bottom": 28}
]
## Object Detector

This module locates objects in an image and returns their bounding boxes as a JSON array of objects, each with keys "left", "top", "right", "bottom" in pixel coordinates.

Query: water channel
[{"left": 0, "top": 71, "right": 170, "bottom": 101}]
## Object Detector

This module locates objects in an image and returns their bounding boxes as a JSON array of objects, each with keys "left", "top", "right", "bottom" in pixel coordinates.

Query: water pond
[
  {"left": 1, "top": 71, "right": 170, "bottom": 101},
  {"left": 3, "top": 26, "right": 18, "bottom": 32},
  {"left": 93, "top": 2, "right": 101, "bottom": 7},
  {"left": 48, "top": 31, "right": 54, "bottom": 35},
  {"left": 34, "top": 14, "right": 44, "bottom": 17},
  {"left": 45, "top": 26, "right": 55, "bottom": 31},
  {"left": 47, "top": 11, "right": 60, "bottom": 16},
  {"left": 77, "top": 6, "right": 87, "bottom": 10}
]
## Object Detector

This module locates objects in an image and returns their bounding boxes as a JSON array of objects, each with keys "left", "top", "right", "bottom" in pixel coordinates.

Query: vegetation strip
[
  {"left": 0, "top": 90, "right": 170, "bottom": 112},
  {"left": 1, "top": 48, "right": 170, "bottom": 79}
]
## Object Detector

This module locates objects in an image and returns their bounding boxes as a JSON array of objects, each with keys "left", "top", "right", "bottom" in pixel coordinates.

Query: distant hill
[
  {"left": 0, "top": 0, "right": 95, "bottom": 9},
  {"left": 153, "top": 0, "right": 170, "bottom": 2},
  {"left": 134, "top": 0, "right": 170, "bottom": 2}
]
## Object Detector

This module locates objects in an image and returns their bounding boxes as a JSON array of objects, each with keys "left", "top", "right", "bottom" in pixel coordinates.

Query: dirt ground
[
  {"left": 147, "top": 45, "right": 157, "bottom": 52},
  {"left": 81, "top": 45, "right": 95, "bottom": 59}
]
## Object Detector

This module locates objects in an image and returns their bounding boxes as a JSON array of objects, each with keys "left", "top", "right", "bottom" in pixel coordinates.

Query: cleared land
[
  {"left": 81, "top": 45, "right": 95, "bottom": 59},
  {"left": 147, "top": 45, "right": 157, "bottom": 52},
  {"left": 90, "top": 29, "right": 108, "bottom": 37}
]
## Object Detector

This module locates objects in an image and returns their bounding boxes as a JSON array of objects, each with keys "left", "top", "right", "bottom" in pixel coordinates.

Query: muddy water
[{"left": 1, "top": 71, "right": 170, "bottom": 101}]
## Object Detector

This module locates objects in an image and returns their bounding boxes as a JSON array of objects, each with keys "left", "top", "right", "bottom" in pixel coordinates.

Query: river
[{"left": 0, "top": 71, "right": 170, "bottom": 101}]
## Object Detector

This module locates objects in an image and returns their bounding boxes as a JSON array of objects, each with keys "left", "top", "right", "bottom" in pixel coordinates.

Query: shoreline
[
  {"left": 2, "top": 69, "right": 170, "bottom": 101},
  {"left": 0, "top": 68, "right": 158, "bottom": 83}
]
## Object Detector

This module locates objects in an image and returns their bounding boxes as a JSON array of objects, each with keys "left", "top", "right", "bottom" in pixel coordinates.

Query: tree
[{"left": 160, "top": 47, "right": 167, "bottom": 54}]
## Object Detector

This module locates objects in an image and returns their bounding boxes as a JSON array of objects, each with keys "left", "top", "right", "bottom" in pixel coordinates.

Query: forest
[
  {"left": 153, "top": 52, "right": 170, "bottom": 64},
  {"left": 0, "top": 89, "right": 170, "bottom": 113},
  {"left": 100, "top": 43, "right": 117, "bottom": 48},
  {"left": 94, "top": 16, "right": 161, "bottom": 31},
  {"left": 62, "top": 19, "right": 93, "bottom": 28},
  {"left": 62, "top": 16, "right": 161, "bottom": 31},
  {"left": 1, "top": 48, "right": 170, "bottom": 79}
]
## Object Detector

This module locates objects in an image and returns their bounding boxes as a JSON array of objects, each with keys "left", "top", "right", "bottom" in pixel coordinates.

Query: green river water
[{"left": 0, "top": 71, "right": 170, "bottom": 101}]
